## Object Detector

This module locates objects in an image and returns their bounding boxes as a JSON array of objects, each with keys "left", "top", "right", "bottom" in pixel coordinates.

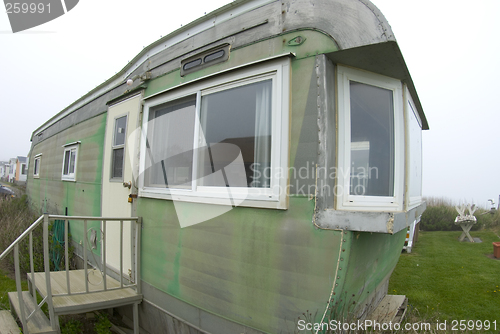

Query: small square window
[
  {"left": 33, "top": 156, "right": 41, "bottom": 178},
  {"left": 61, "top": 144, "right": 79, "bottom": 181}
]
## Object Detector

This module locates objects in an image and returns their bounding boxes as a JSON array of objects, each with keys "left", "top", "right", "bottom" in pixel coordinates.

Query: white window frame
[
  {"left": 110, "top": 114, "right": 128, "bottom": 181},
  {"left": 61, "top": 142, "right": 80, "bottom": 181},
  {"left": 33, "top": 154, "right": 41, "bottom": 178},
  {"left": 139, "top": 58, "right": 290, "bottom": 209},
  {"left": 404, "top": 86, "right": 423, "bottom": 209},
  {"left": 337, "top": 65, "right": 404, "bottom": 212}
]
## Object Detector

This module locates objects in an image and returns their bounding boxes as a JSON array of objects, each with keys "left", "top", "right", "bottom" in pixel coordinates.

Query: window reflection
[{"left": 349, "top": 81, "right": 394, "bottom": 196}]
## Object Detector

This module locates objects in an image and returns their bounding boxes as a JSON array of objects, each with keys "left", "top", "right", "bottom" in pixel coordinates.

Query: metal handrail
[
  {"left": 0, "top": 213, "right": 142, "bottom": 334},
  {"left": 0, "top": 215, "right": 43, "bottom": 261}
]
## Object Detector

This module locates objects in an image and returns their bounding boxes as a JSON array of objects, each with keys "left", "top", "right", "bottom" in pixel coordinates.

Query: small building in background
[
  {"left": 15, "top": 156, "right": 28, "bottom": 184},
  {"left": 0, "top": 161, "right": 8, "bottom": 181},
  {"left": 7, "top": 158, "right": 16, "bottom": 183}
]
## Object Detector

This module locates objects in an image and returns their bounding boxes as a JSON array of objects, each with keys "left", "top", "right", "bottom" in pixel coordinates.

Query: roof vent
[{"left": 180, "top": 44, "right": 230, "bottom": 76}]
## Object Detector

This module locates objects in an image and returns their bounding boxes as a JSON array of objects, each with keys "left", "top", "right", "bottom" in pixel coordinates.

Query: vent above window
[{"left": 180, "top": 44, "right": 230, "bottom": 76}]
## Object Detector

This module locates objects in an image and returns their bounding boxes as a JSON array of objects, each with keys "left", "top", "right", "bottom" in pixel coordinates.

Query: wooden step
[
  {"left": 0, "top": 310, "right": 21, "bottom": 334},
  {"left": 367, "top": 294, "right": 408, "bottom": 325},
  {"left": 28, "top": 270, "right": 142, "bottom": 315},
  {"left": 8, "top": 291, "right": 57, "bottom": 334}
]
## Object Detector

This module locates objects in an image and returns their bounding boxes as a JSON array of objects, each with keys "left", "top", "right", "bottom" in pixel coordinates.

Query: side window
[
  {"left": 111, "top": 116, "right": 127, "bottom": 179},
  {"left": 21, "top": 164, "right": 27, "bottom": 175},
  {"left": 61, "top": 144, "right": 79, "bottom": 181},
  {"left": 349, "top": 81, "right": 395, "bottom": 196},
  {"left": 406, "top": 88, "right": 423, "bottom": 208},
  {"left": 33, "top": 155, "right": 41, "bottom": 178},
  {"left": 337, "top": 66, "right": 404, "bottom": 211}
]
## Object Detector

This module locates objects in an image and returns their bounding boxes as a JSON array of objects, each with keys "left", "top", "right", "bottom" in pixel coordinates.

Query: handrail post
[
  {"left": 83, "top": 219, "right": 89, "bottom": 293},
  {"left": 14, "top": 244, "right": 28, "bottom": 334},
  {"left": 65, "top": 219, "right": 71, "bottom": 294},
  {"left": 103, "top": 220, "right": 107, "bottom": 291},
  {"left": 43, "top": 213, "right": 56, "bottom": 330},
  {"left": 29, "top": 232, "right": 37, "bottom": 307},
  {"left": 135, "top": 217, "right": 142, "bottom": 295},
  {"left": 120, "top": 220, "right": 123, "bottom": 288}
]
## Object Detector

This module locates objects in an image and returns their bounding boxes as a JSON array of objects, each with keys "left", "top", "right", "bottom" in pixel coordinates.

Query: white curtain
[
  {"left": 146, "top": 103, "right": 195, "bottom": 187},
  {"left": 252, "top": 82, "right": 271, "bottom": 188}
]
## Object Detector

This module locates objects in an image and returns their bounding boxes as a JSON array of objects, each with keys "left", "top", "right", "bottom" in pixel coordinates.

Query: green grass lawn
[
  {"left": 0, "top": 269, "right": 28, "bottom": 311},
  {"left": 389, "top": 230, "right": 500, "bottom": 322}
]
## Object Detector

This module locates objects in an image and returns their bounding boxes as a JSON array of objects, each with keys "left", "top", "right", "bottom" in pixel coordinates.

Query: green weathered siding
[
  {"left": 138, "top": 196, "right": 342, "bottom": 332},
  {"left": 340, "top": 229, "right": 407, "bottom": 314},
  {"left": 144, "top": 30, "right": 338, "bottom": 99},
  {"left": 27, "top": 113, "right": 106, "bottom": 251}
]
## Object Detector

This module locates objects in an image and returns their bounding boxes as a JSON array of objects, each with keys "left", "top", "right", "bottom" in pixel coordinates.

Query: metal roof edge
[{"left": 31, "top": 0, "right": 276, "bottom": 139}]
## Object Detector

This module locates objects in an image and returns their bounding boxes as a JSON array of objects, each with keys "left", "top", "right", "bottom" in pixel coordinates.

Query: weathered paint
[
  {"left": 138, "top": 196, "right": 342, "bottom": 332},
  {"left": 335, "top": 229, "right": 407, "bottom": 319},
  {"left": 27, "top": 113, "right": 106, "bottom": 255},
  {"left": 144, "top": 30, "right": 338, "bottom": 99},
  {"left": 23, "top": 1, "right": 428, "bottom": 333},
  {"left": 102, "top": 94, "right": 142, "bottom": 276}
]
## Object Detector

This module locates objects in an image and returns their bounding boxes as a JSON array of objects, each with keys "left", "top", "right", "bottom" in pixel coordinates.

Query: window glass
[
  {"left": 114, "top": 116, "right": 127, "bottom": 146},
  {"left": 204, "top": 50, "right": 225, "bottom": 63},
  {"left": 34, "top": 158, "right": 40, "bottom": 176},
  {"left": 111, "top": 116, "right": 127, "bottom": 179},
  {"left": 349, "top": 81, "right": 394, "bottom": 196},
  {"left": 63, "top": 150, "right": 70, "bottom": 175},
  {"left": 62, "top": 145, "right": 78, "bottom": 180},
  {"left": 199, "top": 79, "right": 272, "bottom": 188},
  {"left": 112, "top": 148, "right": 124, "bottom": 178},
  {"left": 144, "top": 95, "right": 196, "bottom": 188},
  {"left": 69, "top": 150, "right": 76, "bottom": 174},
  {"left": 183, "top": 58, "right": 202, "bottom": 71}
]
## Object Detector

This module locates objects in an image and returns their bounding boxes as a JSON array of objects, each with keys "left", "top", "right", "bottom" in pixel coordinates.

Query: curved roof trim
[
  {"left": 32, "top": 0, "right": 275, "bottom": 138},
  {"left": 33, "top": 0, "right": 427, "bottom": 136}
]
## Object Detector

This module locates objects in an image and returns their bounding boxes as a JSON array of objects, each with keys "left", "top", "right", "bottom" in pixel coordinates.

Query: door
[{"left": 102, "top": 93, "right": 142, "bottom": 278}]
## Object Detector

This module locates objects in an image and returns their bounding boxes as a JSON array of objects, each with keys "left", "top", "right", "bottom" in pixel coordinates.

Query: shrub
[
  {"left": 0, "top": 194, "right": 74, "bottom": 274},
  {"left": 61, "top": 318, "right": 83, "bottom": 334},
  {"left": 420, "top": 205, "right": 460, "bottom": 231},
  {"left": 420, "top": 197, "right": 500, "bottom": 231},
  {"left": 0, "top": 195, "right": 44, "bottom": 273},
  {"left": 95, "top": 313, "right": 112, "bottom": 334}
]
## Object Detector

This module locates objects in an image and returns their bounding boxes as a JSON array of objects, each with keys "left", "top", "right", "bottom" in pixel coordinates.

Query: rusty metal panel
[
  {"left": 316, "top": 202, "right": 427, "bottom": 234},
  {"left": 339, "top": 229, "right": 407, "bottom": 319},
  {"left": 315, "top": 55, "right": 336, "bottom": 210},
  {"left": 34, "top": 0, "right": 428, "bottom": 143}
]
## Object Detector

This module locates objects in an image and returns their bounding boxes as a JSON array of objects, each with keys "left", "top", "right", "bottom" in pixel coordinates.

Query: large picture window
[
  {"left": 61, "top": 143, "right": 79, "bottom": 181},
  {"left": 140, "top": 59, "right": 290, "bottom": 209},
  {"left": 337, "top": 66, "right": 403, "bottom": 211}
]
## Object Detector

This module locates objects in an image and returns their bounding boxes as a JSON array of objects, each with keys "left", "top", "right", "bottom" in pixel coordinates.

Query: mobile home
[{"left": 15, "top": 0, "right": 427, "bottom": 333}]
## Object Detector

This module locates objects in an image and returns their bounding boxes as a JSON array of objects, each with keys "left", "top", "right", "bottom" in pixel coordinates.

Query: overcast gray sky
[{"left": 1, "top": 0, "right": 499, "bottom": 207}]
